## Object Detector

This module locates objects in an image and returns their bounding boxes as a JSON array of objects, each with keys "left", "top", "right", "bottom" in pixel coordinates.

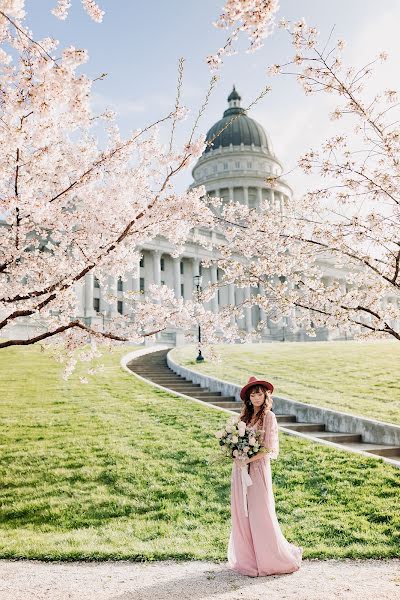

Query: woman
[{"left": 227, "top": 376, "right": 303, "bottom": 577}]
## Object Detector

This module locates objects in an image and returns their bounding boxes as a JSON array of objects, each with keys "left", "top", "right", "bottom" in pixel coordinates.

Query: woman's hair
[{"left": 239, "top": 384, "right": 273, "bottom": 425}]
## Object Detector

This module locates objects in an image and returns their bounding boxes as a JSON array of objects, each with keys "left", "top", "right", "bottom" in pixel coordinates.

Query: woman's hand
[{"left": 234, "top": 457, "right": 248, "bottom": 466}]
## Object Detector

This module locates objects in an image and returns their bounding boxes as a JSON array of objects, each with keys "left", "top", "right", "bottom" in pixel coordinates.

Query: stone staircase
[{"left": 127, "top": 349, "right": 400, "bottom": 466}]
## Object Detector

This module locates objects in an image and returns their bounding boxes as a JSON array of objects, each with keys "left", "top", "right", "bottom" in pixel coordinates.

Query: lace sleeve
[{"left": 262, "top": 411, "right": 279, "bottom": 460}]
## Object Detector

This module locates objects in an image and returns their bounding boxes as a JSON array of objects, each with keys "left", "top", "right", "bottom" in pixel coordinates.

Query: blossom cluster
[
  {"left": 52, "top": 0, "right": 104, "bottom": 22},
  {"left": 207, "top": 0, "right": 279, "bottom": 70}
]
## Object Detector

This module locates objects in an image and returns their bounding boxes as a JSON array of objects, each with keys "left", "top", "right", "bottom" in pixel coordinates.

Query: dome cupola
[{"left": 204, "top": 86, "right": 269, "bottom": 153}]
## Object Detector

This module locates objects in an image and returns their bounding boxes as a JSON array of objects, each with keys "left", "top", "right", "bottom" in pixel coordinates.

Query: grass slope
[
  {"left": 0, "top": 344, "right": 399, "bottom": 560},
  {"left": 172, "top": 341, "right": 400, "bottom": 425}
]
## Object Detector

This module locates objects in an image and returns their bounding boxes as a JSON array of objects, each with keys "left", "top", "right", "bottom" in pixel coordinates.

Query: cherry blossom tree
[
  {"left": 205, "top": 3, "right": 400, "bottom": 341},
  {"left": 0, "top": 1, "right": 248, "bottom": 376},
  {"left": 3, "top": 0, "right": 399, "bottom": 387}
]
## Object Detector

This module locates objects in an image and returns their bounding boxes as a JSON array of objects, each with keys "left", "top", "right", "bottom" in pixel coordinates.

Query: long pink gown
[{"left": 227, "top": 410, "right": 303, "bottom": 577}]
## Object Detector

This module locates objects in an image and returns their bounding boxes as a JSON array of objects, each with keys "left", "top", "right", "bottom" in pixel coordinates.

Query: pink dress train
[{"left": 227, "top": 410, "right": 303, "bottom": 577}]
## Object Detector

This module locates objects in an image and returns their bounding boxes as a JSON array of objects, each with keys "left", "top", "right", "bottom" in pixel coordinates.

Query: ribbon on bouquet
[{"left": 240, "top": 464, "right": 253, "bottom": 517}]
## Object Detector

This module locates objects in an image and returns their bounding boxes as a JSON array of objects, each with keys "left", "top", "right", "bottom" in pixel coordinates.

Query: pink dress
[{"left": 227, "top": 410, "right": 303, "bottom": 577}]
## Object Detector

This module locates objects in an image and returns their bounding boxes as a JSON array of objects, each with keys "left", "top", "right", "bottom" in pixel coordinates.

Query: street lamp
[
  {"left": 100, "top": 309, "right": 107, "bottom": 331},
  {"left": 193, "top": 274, "right": 204, "bottom": 362}
]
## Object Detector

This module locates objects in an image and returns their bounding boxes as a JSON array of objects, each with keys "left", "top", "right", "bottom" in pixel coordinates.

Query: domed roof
[{"left": 204, "top": 86, "right": 268, "bottom": 153}]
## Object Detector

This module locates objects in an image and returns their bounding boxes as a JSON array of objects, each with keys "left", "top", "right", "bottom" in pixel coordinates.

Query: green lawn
[
  {"left": 172, "top": 341, "right": 400, "bottom": 425},
  {"left": 0, "top": 344, "right": 399, "bottom": 561}
]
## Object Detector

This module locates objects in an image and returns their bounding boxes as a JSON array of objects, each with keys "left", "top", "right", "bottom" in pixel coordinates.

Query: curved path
[{"left": 1, "top": 558, "right": 399, "bottom": 600}]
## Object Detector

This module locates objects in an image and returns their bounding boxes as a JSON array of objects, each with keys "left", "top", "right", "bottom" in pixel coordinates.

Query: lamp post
[{"left": 193, "top": 274, "right": 204, "bottom": 362}]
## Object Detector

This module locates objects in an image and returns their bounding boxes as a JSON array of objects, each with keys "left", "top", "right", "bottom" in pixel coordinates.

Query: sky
[{"left": 25, "top": 0, "right": 400, "bottom": 197}]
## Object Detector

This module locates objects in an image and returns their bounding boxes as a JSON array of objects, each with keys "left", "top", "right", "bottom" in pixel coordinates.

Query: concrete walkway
[{"left": 1, "top": 559, "right": 399, "bottom": 600}]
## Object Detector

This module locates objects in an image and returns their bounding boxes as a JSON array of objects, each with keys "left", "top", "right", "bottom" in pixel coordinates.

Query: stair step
[
  {"left": 145, "top": 378, "right": 194, "bottom": 384},
  {"left": 313, "top": 432, "right": 363, "bottom": 443},
  {"left": 281, "top": 423, "right": 325, "bottom": 432},
  {"left": 173, "top": 391, "right": 215, "bottom": 398},
  {"left": 157, "top": 383, "right": 202, "bottom": 389},
  {"left": 275, "top": 414, "right": 297, "bottom": 423},
  {"left": 140, "top": 376, "right": 186, "bottom": 382},
  {"left": 190, "top": 391, "right": 224, "bottom": 397},
  {"left": 344, "top": 442, "right": 400, "bottom": 458},
  {"left": 133, "top": 372, "right": 179, "bottom": 377},
  {"left": 166, "top": 388, "right": 210, "bottom": 395},
  {"left": 212, "top": 401, "right": 242, "bottom": 408}
]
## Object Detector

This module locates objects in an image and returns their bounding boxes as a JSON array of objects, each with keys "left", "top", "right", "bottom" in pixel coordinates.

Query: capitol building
[{"left": 75, "top": 86, "right": 349, "bottom": 345}]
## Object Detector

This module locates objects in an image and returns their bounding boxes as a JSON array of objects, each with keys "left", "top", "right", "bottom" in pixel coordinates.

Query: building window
[
  {"left": 223, "top": 162, "right": 228, "bottom": 170},
  {"left": 161, "top": 280, "right": 165, "bottom": 285},
  {"left": 93, "top": 297, "right": 100, "bottom": 312},
  {"left": 117, "top": 300, "right": 123, "bottom": 314},
  {"left": 140, "top": 255, "right": 144, "bottom": 267},
  {"left": 181, "top": 283, "right": 184, "bottom": 297},
  {"left": 117, "top": 276, "right": 123, "bottom": 291},
  {"left": 235, "top": 161, "right": 240, "bottom": 169},
  {"left": 247, "top": 161, "right": 252, "bottom": 168},
  {"left": 160, "top": 257, "right": 165, "bottom": 271},
  {"left": 94, "top": 277, "right": 100, "bottom": 288},
  {"left": 180, "top": 260, "right": 184, "bottom": 274},
  {"left": 199, "top": 263, "right": 203, "bottom": 275},
  {"left": 140, "top": 277, "right": 145, "bottom": 292}
]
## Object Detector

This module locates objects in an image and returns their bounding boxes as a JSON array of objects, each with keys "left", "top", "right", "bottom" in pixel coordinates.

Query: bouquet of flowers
[
  {"left": 214, "top": 415, "right": 271, "bottom": 517},
  {"left": 214, "top": 415, "right": 271, "bottom": 463}
]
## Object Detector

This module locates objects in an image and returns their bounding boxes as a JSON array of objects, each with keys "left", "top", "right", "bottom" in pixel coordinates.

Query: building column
[
  {"left": 214, "top": 188, "right": 221, "bottom": 215},
  {"left": 228, "top": 187, "right": 234, "bottom": 203},
  {"left": 210, "top": 265, "right": 218, "bottom": 314},
  {"left": 127, "top": 254, "right": 141, "bottom": 305},
  {"left": 244, "top": 286, "right": 252, "bottom": 332},
  {"left": 107, "top": 275, "right": 117, "bottom": 317},
  {"left": 173, "top": 256, "right": 181, "bottom": 298},
  {"left": 152, "top": 250, "right": 161, "bottom": 286},
  {"left": 84, "top": 272, "right": 96, "bottom": 318},
  {"left": 229, "top": 283, "right": 236, "bottom": 326},
  {"left": 270, "top": 191, "right": 275, "bottom": 210},
  {"left": 75, "top": 281, "right": 85, "bottom": 318},
  {"left": 243, "top": 186, "right": 249, "bottom": 208},
  {"left": 258, "top": 283, "right": 266, "bottom": 322},
  {"left": 257, "top": 187, "right": 263, "bottom": 211}
]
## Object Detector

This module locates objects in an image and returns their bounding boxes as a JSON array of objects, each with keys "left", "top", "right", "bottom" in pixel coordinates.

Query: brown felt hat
[{"left": 239, "top": 375, "right": 274, "bottom": 401}]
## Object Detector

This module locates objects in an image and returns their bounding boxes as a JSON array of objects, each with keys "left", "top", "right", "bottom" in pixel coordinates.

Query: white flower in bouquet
[
  {"left": 213, "top": 415, "right": 272, "bottom": 465},
  {"left": 238, "top": 420, "right": 246, "bottom": 437}
]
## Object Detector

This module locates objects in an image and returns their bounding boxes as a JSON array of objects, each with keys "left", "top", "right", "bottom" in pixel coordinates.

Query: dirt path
[{"left": 1, "top": 558, "right": 399, "bottom": 600}]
